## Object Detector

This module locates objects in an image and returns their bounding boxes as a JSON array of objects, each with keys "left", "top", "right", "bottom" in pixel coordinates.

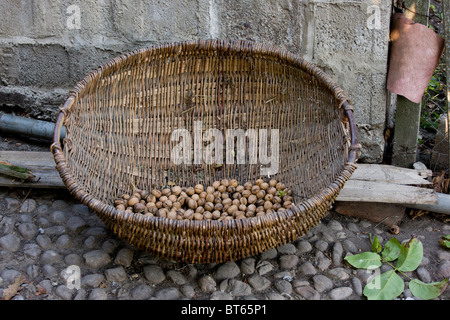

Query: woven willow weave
[{"left": 52, "top": 40, "right": 359, "bottom": 263}]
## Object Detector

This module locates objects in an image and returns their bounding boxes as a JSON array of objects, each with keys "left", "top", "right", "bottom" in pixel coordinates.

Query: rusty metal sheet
[{"left": 387, "top": 12, "right": 445, "bottom": 103}]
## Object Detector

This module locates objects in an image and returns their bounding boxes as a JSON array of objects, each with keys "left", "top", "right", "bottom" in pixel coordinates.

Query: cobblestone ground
[{"left": 0, "top": 187, "right": 449, "bottom": 301}]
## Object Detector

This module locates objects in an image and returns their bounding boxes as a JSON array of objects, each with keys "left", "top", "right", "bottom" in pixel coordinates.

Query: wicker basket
[{"left": 52, "top": 39, "right": 359, "bottom": 263}]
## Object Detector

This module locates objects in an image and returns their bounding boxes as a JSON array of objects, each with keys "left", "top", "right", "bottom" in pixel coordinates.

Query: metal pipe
[
  {"left": 0, "top": 112, "right": 65, "bottom": 141},
  {"left": 407, "top": 192, "right": 450, "bottom": 215}
]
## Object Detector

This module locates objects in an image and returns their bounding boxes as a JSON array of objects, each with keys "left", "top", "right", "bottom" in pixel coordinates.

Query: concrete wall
[{"left": 0, "top": 0, "right": 391, "bottom": 163}]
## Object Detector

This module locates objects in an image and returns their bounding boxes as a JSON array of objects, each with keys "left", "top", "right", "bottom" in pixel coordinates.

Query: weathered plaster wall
[{"left": 0, "top": 0, "right": 391, "bottom": 162}]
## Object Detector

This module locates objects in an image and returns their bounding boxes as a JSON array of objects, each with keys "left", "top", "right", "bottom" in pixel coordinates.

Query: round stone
[
  {"left": 40, "top": 250, "right": 61, "bottom": 265},
  {"left": 154, "top": 287, "right": 180, "bottom": 300},
  {"left": 416, "top": 267, "right": 432, "bottom": 283},
  {"left": 295, "top": 286, "right": 320, "bottom": 300},
  {"left": 42, "top": 264, "right": 58, "bottom": 278},
  {"left": 143, "top": 265, "right": 166, "bottom": 284},
  {"left": 316, "top": 252, "right": 331, "bottom": 271},
  {"left": 332, "top": 242, "right": 344, "bottom": 266},
  {"left": 328, "top": 268, "right": 350, "bottom": 281},
  {"left": 256, "top": 260, "right": 274, "bottom": 275},
  {"left": 213, "top": 261, "right": 240, "bottom": 280},
  {"left": 279, "top": 255, "right": 299, "bottom": 270},
  {"left": 114, "top": 248, "right": 134, "bottom": 267},
  {"left": 23, "top": 243, "right": 41, "bottom": 260},
  {"left": 20, "top": 199, "right": 37, "bottom": 213},
  {"left": 0, "top": 234, "right": 21, "bottom": 252},
  {"left": 342, "top": 239, "right": 359, "bottom": 253},
  {"left": 313, "top": 275, "right": 333, "bottom": 293},
  {"left": 229, "top": 279, "right": 252, "bottom": 297},
  {"left": 240, "top": 258, "right": 256, "bottom": 275},
  {"left": 260, "top": 248, "right": 278, "bottom": 260},
  {"left": 166, "top": 270, "right": 187, "bottom": 286},
  {"left": 104, "top": 266, "right": 127, "bottom": 282},
  {"left": 266, "top": 292, "right": 285, "bottom": 300},
  {"left": 36, "top": 235, "right": 52, "bottom": 249},
  {"left": 328, "top": 220, "right": 343, "bottom": 231},
  {"left": 198, "top": 275, "right": 216, "bottom": 293},
  {"left": 1, "top": 269, "right": 22, "bottom": 284},
  {"left": 83, "top": 250, "right": 111, "bottom": 269},
  {"left": 352, "top": 277, "right": 363, "bottom": 296},
  {"left": 180, "top": 284, "right": 195, "bottom": 299},
  {"left": 89, "top": 288, "right": 108, "bottom": 300},
  {"left": 276, "top": 243, "right": 297, "bottom": 255},
  {"left": 347, "top": 222, "right": 360, "bottom": 234},
  {"left": 52, "top": 200, "right": 69, "bottom": 210},
  {"left": 55, "top": 285, "right": 73, "bottom": 300},
  {"left": 211, "top": 291, "right": 233, "bottom": 300},
  {"left": 274, "top": 279, "right": 292, "bottom": 294},
  {"left": 18, "top": 223, "right": 39, "bottom": 240},
  {"left": 296, "top": 240, "right": 312, "bottom": 254},
  {"left": 329, "top": 287, "right": 353, "bottom": 300},
  {"left": 314, "top": 240, "right": 328, "bottom": 251},
  {"left": 50, "top": 211, "right": 67, "bottom": 224},
  {"left": 247, "top": 274, "right": 271, "bottom": 291},
  {"left": 298, "top": 261, "right": 316, "bottom": 275},
  {"left": 5, "top": 198, "right": 20, "bottom": 212},
  {"left": 66, "top": 216, "right": 87, "bottom": 233},
  {"left": 64, "top": 253, "right": 83, "bottom": 266},
  {"left": 131, "top": 284, "right": 154, "bottom": 300},
  {"left": 81, "top": 274, "right": 105, "bottom": 287},
  {"left": 438, "top": 261, "right": 450, "bottom": 279},
  {"left": 56, "top": 235, "right": 72, "bottom": 249}
]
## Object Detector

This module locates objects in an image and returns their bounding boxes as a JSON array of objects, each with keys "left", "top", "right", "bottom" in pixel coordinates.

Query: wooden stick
[{"left": 0, "top": 161, "right": 35, "bottom": 180}]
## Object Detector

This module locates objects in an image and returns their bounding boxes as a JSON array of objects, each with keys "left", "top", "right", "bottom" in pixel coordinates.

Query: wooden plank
[
  {"left": 0, "top": 151, "right": 54, "bottom": 169},
  {"left": 336, "top": 180, "right": 438, "bottom": 204},
  {"left": 0, "top": 151, "right": 439, "bottom": 206},
  {"left": 351, "top": 163, "right": 432, "bottom": 185},
  {"left": 0, "top": 151, "right": 64, "bottom": 189},
  {"left": 0, "top": 168, "right": 64, "bottom": 189}
]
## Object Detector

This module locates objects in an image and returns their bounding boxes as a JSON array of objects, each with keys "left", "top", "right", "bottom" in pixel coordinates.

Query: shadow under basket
[{"left": 52, "top": 39, "right": 359, "bottom": 263}]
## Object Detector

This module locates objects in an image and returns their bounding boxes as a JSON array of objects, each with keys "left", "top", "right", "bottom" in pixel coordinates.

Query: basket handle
[
  {"left": 341, "top": 100, "right": 360, "bottom": 164},
  {"left": 51, "top": 95, "right": 75, "bottom": 152}
]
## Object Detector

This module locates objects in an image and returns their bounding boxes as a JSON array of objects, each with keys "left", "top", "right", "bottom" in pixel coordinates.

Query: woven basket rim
[
  {"left": 51, "top": 39, "right": 359, "bottom": 243},
  {"left": 67, "top": 39, "right": 351, "bottom": 107}
]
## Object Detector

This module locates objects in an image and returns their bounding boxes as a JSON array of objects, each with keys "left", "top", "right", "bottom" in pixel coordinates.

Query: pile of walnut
[{"left": 113, "top": 178, "right": 294, "bottom": 221}]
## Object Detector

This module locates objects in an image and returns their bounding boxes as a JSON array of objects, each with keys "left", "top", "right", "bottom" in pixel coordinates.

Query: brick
[
  {"left": 217, "top": 0, "right": 302, "bottom": 53},
  {"left": 111, "top": 0, "right": 203, "bottom": 43},
  {"left": 17, "top": 44, "right": 70, "bottom": 88}
]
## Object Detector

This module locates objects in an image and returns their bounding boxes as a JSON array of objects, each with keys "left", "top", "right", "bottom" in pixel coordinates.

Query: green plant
[
  {"left": 420, "top": 63, "right": 447, "bottom": 132},
  {"left": 439, "top": 235, "right": 450, "bottom": 249},
  {"left": 277, "top": 189, "right": 287, "bottom": 197},
  {"left": 344, "top": 235, "right": 448, "bottom": 300}
]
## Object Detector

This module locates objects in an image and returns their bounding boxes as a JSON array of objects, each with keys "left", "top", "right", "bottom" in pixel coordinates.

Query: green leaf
[
  {"left": 439, "top": 239, "right": 450, "bottom": 249},
  {"left": 382, "top": 238, "right": 402, "bottom": 262},
  {"left": 409, "top": 278, "right": 448, "bottom": 300},
  {"left": 364, "top": 270, "right": 404, "bottom": 300},
  {"left": 440, "top": 235, "right": 450, "bottom": 249},
  {"left": 344, "top": 252, "right": 382, "bottom": 269},
  {"left": 277, "top": 190, "right": 287, "bottom": 197},
  {"left": 396, "top": 237, "right": 423, "bottom": 272},
  {"left": 371, "top": 235, "right": 382, "bottom": 254}
]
